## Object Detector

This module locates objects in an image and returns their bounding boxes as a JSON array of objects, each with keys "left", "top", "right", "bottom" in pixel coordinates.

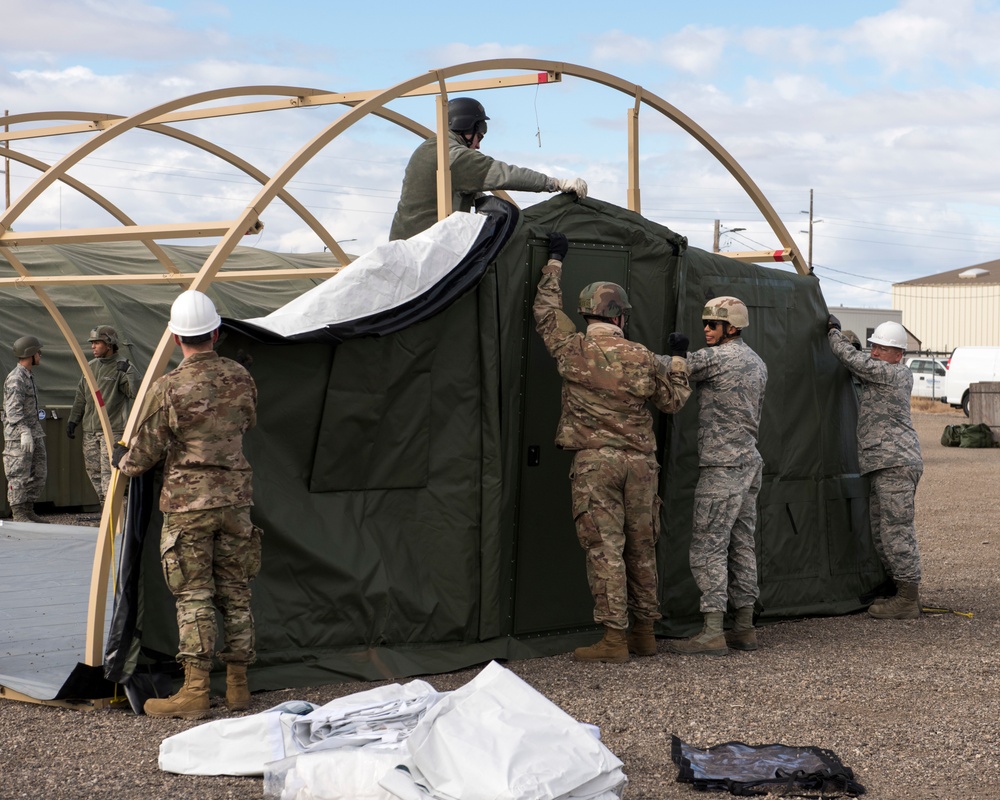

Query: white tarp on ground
[
  {"left": 159, "top": 663, "right": 626, "bottom": 800},
  {"left": 378, "top": 661, "right": 626, "bottom": 800},
  {"left": 242, "top": 212, "right": 486, "bottom": 337}
]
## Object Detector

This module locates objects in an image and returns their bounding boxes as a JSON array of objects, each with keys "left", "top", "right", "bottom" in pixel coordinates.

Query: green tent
[
  {"left": 6, "top": 195, "right": 886, "bottom": 695},
  {"left": 106, "top": 195, "right": 884, "bottom": 692}
]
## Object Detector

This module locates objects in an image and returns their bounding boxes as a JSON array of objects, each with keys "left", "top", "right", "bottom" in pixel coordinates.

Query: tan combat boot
[
  {"left": 10, "top": 503, "right": 35, "bottom": 522},
  {"left": 627, "top": 618, "right": 657, "bottom": 657},
  {"left": 667, "top": 611, "right": 728, "bottom": 656},
  {"left": 226, "top": 664, "right": 251, "bottom": 711},
  {"left": 869, "top": 581, "right": 921, "bottom": 620},
  {"left": 573, "top": 626, "right": 629, "bottom": 663},
  {"left": 725, "top": 606, "right": 758, "bottom": 651},
  {"left": 144, "top": 664, "right": 211, "bottom": 720}
]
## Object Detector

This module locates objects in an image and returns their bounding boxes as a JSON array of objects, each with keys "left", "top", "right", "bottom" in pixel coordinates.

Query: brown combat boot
[
  {"left": 11, "top": 503, "right": 43, "bottom": 523},
  {"left": 869, "top": 581, "right": 921, "bottom": 620},
  {"left": 627, "top": 618, "right": 657, "bottom": 656},
  {"left": 725, "top": 606, "right": 758, "bottom": 651},
  {"left": 144, "top": 664, "right": 211, "bottom": 720},
  {"left": 668, "top": 611, "right": 728, "bottom": 656},
  {"left": 226, "top": 664, "right": 251, "bottom": 711},
  {"left": 573, "top": 626, "right": 629, "bottom": 663}
]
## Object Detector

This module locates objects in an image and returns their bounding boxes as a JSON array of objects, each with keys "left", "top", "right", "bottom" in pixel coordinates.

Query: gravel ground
[{"left": 1, "top": 405, "right": 997, "bottom": 800}]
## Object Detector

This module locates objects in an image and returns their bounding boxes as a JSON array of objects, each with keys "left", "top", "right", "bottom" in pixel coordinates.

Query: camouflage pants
[
  {"left": 570, "top": 447, "right": 661, "bottom": 631},
  {"left": 3, "top": 435, "right": 47, "bottom": 506},
  {"left": 82, "top": 430, "right": 120, "bottom": 504},
  {"left": 868, "top": 465, "right": 922, "bottom": 583},
  {"left": 690, "top": 462, "right": 762, "bottom": 614},
  {"left": 160, "top": 506, "right": 262, "bottom": 670}
]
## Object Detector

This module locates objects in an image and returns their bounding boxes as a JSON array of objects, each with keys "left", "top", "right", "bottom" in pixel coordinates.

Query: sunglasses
[{"left": 703, "top": 320, "right": 724, "bottom": 330}]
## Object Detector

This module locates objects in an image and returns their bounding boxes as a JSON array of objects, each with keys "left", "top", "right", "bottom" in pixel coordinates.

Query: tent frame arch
[{"left": 0, "top": 59, "right": 805, "bottom": 696}]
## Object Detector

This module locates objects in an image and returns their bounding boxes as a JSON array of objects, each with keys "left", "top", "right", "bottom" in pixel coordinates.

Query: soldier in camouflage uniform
[
  {"left": 534, "top": 232, "right": 691, "bottom": 663},
  {"left": 66, "top": 326, "right": 139, "bottom": 506},
  {"left": 115, "top": 291, "right": 259, "bottom": 719},
  {"left": 2, "top": 336, "right": 47, "bottom": 522},
  {"left": 828, "top": 317, "right": 923, "bottom": 619},
  {"left": 389, "top": 97, "right": 587, "bottom": 241},
  {"left": 667, "top": 297, "right": 767, "bottom": 657}
]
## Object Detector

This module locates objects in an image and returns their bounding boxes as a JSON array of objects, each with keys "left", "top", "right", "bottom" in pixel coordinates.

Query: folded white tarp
[
  {"left": 264, "top": 746, "right": 405, "bottom": 800},
  {"left": 379, "top": 661, "right": 627, "bottom": 800},
  {"left": 159, "top": 681, "right": 439, "bottom": 777},
  {"left": 242, "top": 212, "right": 487, "bottom": 338},
  {"left": 159, "top": 701, "right": 317, "bottom": 776},
  {"left": 289, "top": 680, "right": 441, "bottom": 752}
]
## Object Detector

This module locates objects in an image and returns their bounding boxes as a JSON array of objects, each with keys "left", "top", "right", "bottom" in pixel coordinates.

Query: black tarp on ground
[{"left": 106, "top": 194, "right": 884, "bottom": 693}]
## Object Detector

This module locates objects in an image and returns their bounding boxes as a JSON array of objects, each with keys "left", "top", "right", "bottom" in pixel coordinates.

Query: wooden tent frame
[{"left": 0, "top": 58, "right": 806, "bottom": 703}]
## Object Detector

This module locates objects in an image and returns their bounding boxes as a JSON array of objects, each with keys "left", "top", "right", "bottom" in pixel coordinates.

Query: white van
[
  {"left": 905, "top": 356, "right": 946, "bottom": 399},
  {"left": 942, "top": 346, "right": 1000, "bottom": 415}
]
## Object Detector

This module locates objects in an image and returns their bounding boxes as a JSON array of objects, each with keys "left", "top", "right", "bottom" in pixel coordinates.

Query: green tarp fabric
[{"left": 4, "top": 196, "right": 886, "bottom": 693}]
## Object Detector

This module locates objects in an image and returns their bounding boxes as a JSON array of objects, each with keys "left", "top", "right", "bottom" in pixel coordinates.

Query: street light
[{"left": 712, "top": 221, "right": 746, "bottom": 252}]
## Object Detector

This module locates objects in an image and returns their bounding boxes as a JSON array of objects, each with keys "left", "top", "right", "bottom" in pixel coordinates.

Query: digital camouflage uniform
[
  {"left": 117, "top": 350, "right": 259, "bottom": 670},
  {"left": 2, "top": 364, "right": 47, "bottom": 507},
  {"left": 390, "top": 131, "right": 552, "bottom": 241},
  {"left": 534, "top": 258, "right": 691, "bottom": 630},
  {"left": 682, "top": 338, "right": 768, "bottom": 614},
  {"left": 829, "top": 329, "right": 922, "bottom": 583},
  {"left": 68, "top": 355, "right": 138, "bottom": 503}
]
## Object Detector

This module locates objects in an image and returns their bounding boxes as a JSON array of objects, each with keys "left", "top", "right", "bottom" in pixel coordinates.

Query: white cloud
[{"left": 591, "top": 26, "right": 729, "bottom": 75}]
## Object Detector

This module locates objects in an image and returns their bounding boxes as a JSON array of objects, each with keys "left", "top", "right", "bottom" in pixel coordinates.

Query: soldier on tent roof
[{"left": 389, "top": 97, "right": 588, "bottom": 241}]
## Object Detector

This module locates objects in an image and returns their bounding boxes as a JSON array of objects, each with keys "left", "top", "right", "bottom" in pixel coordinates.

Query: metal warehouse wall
[{"left": 893, "top": 283, "right": 1000, "bottom": 352}]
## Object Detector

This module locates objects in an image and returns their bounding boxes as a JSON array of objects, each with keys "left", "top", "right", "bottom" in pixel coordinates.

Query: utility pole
[
  {"left": 799, "top": 189, "right": 823, "bottom": 272},
  {"left": 3, "top": 109, "right": 9, "bottom": 210}
]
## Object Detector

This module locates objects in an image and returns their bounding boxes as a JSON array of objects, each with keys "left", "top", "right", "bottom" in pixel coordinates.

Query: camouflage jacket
[
  {"left": 118, "top": 350, "right": 257, "bottom": 512},
  {"left": 829, "top": 329, "right": 921, "bottom": 473},
  {"left": 69, "top": 355, "right": 139, "bottom": 433},
  {"left": 2, "top": 364, "right": 44, "bottom": 442},
  {"left": 684, "top": 338, "right": 767, "bottom": 467},
  {"left": 389, "top": 131, "right": 551, "bottom": 241},
  {"left": 533, "top": 258, "right": 691, "bottom": 453}
]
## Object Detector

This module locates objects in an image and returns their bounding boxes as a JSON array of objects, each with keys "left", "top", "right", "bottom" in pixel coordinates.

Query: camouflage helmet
[
  {"left": 88, "top": 325, "right": 119, "bottom": 348},
  {"left": 12, "top": 335, "right": 42, "bottom": 358},
  {"left": 578, "top": 282, "right": 632, "bottom": 320},
  {"left": 702, "top": 296, "right": 749, "bottom": 329}
]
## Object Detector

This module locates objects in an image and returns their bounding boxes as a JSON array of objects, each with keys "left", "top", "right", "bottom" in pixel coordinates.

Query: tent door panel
[
  {"left": 512, "top": 241, "right": 631, "bottom": 634},
  {"left": 310, "top": 334, "right": 432, "bottom": 492}
]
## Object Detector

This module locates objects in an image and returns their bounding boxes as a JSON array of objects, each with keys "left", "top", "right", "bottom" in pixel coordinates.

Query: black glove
[
  {"left": 116, "top": 359, "right": 130, "bottom": 373},
  {"left": 547, "top": 232, "right": 568, "bottom": 261},
  {"left": 667, "top": 332, "right": 689, "bottom": 358},
  {"left": 66, "top": 421, "right": 77, "bottom": 439},
  {"left": 111, "top": 442, "right": 129, "bottom": 470},
  {"left": 827, "top": 314, "right": 842, "bottom": 331}
]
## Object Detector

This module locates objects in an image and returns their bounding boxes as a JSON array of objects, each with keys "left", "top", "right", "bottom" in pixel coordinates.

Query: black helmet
[
  {"left": 448, "top": 97, "right": 489, "bottom": 137},
  {"left": 12, "top": 335, "right": 42, "bottom": 358}
]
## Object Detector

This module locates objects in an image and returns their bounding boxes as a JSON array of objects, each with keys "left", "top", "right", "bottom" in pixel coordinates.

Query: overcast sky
[{"left": 3, "top": 0, "right": 1000, "bottom": 309}]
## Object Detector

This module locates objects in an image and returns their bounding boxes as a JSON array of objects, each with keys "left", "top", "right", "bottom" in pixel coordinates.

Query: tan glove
[
  {"left": 553, "top": 177, "right": 588, "bottom": 199},
  {"left": 20, "top": 431, "right": 33, "bottom": 455}
]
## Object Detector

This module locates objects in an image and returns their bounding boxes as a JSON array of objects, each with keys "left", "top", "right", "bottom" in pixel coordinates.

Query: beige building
[
  {"left": 825, "top": 307, "right": 921, "bottom": 351},
  {"left": 894, "top": 260, "right": 1000, "bottom": 353}
]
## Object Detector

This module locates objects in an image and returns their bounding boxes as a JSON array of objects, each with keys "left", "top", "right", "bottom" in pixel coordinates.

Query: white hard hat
[
  {"left": 868, "top": 321, "right": 907, "bottom": 350},
  {"left": 169, "top": 290, "right": 221, "bottom": 337}
]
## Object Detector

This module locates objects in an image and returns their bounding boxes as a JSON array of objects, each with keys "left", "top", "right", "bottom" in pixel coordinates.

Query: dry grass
[{"left": 911, "top": 397, "right": 956, "bottom": 414}]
